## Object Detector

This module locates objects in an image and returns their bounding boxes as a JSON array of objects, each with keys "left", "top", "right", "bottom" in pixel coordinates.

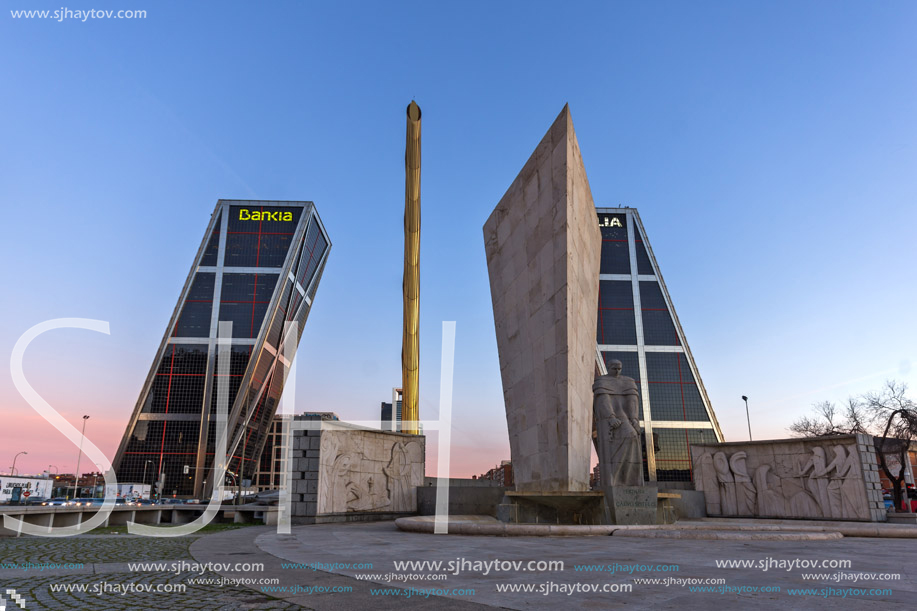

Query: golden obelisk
[{"left": 402, "top": 101, "right": 421, "bottom": 434}]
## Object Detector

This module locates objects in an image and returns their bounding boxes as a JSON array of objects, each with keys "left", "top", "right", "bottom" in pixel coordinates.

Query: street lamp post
[
  {"left": 50, "top": 465, "right": 60, "bottom": 496},
  {"left": 10, "top": 451, "right": 27, "bottom": 476},
  {"left": 742, "top": 395, "right": 753, "bottom": 441},
  {"left": 226, "top": 471, "right": 238, "bottom": 505},
  {"left": 71, "top": 415, "right": 89, "bottom": 499},
  {"left": 142, "top": 460, "right": 152, "bottom": 500},
  {"left": 241, "top": 431, "right": 248, "bottom": 504}
]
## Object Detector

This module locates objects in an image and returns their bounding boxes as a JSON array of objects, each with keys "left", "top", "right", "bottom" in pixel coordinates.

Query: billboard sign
[{"left": 0, "top": 477, "right": 53, "bottom": 502}]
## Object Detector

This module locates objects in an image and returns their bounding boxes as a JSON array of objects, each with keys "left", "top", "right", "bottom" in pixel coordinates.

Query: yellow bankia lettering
[{"left": 238, "top": 209, "right": 293, "bottom": 221}]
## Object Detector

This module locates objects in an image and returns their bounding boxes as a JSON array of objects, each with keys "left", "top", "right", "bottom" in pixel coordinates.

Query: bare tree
[
  {"left": 864, "top": 382, "right": 917, "bottom": 512},
  {"left": 788, "top": 398, "right": 866, "bottom": 437},
  {"left": 790, "top": 381, "right": 917, "bottom": 513},
  {"left": 841, "top": 397, "right": 871, "bottom": 435}
]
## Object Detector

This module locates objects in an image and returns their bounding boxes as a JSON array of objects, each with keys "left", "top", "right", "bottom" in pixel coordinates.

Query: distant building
[
  {"left": 113, "top": 200, "right": 331, "bottom": 498},
  {"left": 381, "top": 388, "right": 403, "bottom": 432},
  {"left": 478, "top": 460, "right": 513, "bottom": 488},
  {"left": 253, "top": 412, "right": 339, "bottom": 491},
  {"left": 44, "top": 472, "right": 105, "bottom": 498},
  {"left": 875, "top": 438, "right": 917, "bottom": 491},
  {"left": 254, "top": 417, "right": 286, "bottom": 491},
  {"left": 596, "top": 208, "right": 723, "bottom": 483}
]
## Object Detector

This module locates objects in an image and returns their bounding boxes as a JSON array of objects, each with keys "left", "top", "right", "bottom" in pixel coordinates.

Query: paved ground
[
  {"left": 0, "top": 529, "right": 300, "bottom": 610},
  {"left": 0, "top": 535, "right": 194, "bottom": 564},
  {"left": 190, "top": 526, "right": 486, "bottom": 610},
  {"left": 2, "top": 521, "right": 915, "bottom": 609},
  {"left": 244, "top": 521, "right": 915, "bottom": 610}
]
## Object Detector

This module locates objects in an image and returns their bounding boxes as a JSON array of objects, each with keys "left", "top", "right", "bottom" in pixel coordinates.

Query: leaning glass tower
[
  {"left": 113, "top": 200, "right": 330, "bottom": 497},
  {"left": 595, "top": 207, "right": 722, "bottom": 483}
]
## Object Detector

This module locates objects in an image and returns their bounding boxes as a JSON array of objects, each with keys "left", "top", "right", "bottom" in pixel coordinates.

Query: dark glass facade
[
  {"left": 254, "top": 416, "right": 285, "bottom": 491},
  {"left": 596, "top": 208, "right": 722, "bottom": 483},
  {"left": 114, "top": 200, "right": 330, "bottom": 497}
]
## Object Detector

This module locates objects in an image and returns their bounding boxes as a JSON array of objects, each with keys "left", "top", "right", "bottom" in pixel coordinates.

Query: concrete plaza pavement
[
  {"left": 190, "top": 521, "right": 917, "bottom": 610},
  {"left": 0, "top": 532, "right": 299, "bottom": 610}
]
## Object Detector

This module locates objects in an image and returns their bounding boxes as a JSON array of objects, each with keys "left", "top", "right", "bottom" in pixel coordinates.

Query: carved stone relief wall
[
  {"left": 691, "top": 434, "right": 886, "bottom": 522},
  {"left": 316, "top": 429, "right": 425, "bottom": 515}
]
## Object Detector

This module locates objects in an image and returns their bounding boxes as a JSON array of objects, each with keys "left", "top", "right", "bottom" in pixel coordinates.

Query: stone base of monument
[
  {"left": 658, "top": 489, "right": 707, "bottom": 520},
  {"left": 291, "top": 511, "right": 417, "bottom": 525},
  {"left": 496, "top": 488, "right": 660, "bottom": 525},
  {"left": 498, "top": 491, "right": 607, "bottom": 525},
  {"left": 886, "top": 512, "right": 917, "bottom": 525},
  {"left": 418, "top": 484, "right": 506, "bottom": 518},
  {"left": 602, "top": 486, "right": 658, "bottom": 525}
]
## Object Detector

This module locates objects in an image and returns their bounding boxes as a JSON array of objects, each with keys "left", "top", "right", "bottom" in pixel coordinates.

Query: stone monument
[
  {"left": 484, "top": 105, "right": 601, "bottom": 493},
  {"left": 592, "top": 359, "right": 655, "bottom": 524},
  {"left": 593, "top": 359, "right": 644, "bottom": 487},
  {"left": 690, "top": 434, "right": 887, "bottom": 522},
  {"left": 286, "top": 414, "right": 426, "bottom": 524}
]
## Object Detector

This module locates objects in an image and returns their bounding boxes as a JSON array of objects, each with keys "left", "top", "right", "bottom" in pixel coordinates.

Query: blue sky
[{"left": 2, "top": 1, "right": 916, "bottom": 477}]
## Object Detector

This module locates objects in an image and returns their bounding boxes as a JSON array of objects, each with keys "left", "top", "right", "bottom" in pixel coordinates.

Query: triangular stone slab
[{"left": 484, "top": 105, "right": 601, "bottom": 492}]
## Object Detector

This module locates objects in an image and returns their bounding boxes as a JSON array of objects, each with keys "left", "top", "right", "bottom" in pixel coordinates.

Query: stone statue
[
  {"left": 800, "top": 446, "right": 831, "bottom": 517},
  {"left": 728, "top": 451, "right": 757, "bottom": 516},
  {"left": 384, "top": 441, "right": 411, "bottom": 512},
  {"left": 827, "top": 444, "right": 867, "bottom": 519},
  {"left": 593, "top": 359, "right": 643, "bottom": 487},
  {"left": 713, "top": 451, "right": 738, "bottom": 515},
  {"left": 754, "top": 465, "right": 788, "bottom": 517}
]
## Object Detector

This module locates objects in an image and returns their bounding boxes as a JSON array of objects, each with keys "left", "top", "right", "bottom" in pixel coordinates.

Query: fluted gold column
[{"left": 402, "top": 101, "right": 421, "bottom": 434}]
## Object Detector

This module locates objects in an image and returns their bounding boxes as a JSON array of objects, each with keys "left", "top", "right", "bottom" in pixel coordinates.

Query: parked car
[
  {"left": 901, "top": 487, "right": 917, "bottom": 513},
  {"left": 883, "top": 487, "right": 917, "bottom": 512},
  {"left": 83, "top": 498, "right": 126, "bottom": 505},
  {"left": 883, "top": 491, "right": 894, "bottom": 510},
  {"left": 83, "top": 498, "right": 126, "bottom": 506}
]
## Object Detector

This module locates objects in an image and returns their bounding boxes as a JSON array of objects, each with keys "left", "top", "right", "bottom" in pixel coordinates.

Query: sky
[{"left": 1, "top": 1, "right": 916, "bottom": 479}]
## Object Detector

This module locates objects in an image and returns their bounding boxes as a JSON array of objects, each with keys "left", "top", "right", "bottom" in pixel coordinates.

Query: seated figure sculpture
[{"left": 593, "top": 359, "right": 644, "bottom": 487}]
